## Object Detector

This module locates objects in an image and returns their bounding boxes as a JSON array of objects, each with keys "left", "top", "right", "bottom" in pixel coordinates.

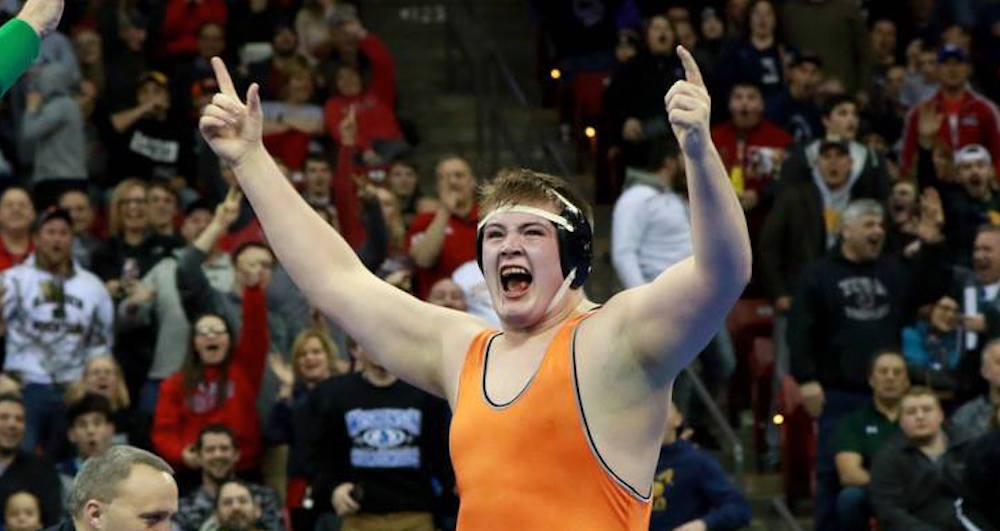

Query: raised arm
[
  {"left": 598, "top": 46, "right": 751, "bottom": 379},
  {"left": 198, "top": 58, "right": 484, "bottom": 399}
]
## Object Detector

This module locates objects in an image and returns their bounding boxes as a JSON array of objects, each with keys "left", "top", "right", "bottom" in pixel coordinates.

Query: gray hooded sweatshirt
[{"left": 20, "top": 61, "right": 86, "bottom": 181}]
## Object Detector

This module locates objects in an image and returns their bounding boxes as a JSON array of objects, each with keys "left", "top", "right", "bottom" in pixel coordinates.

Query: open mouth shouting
[{"left": 500, "top": 264, "right": 533, "bottom": 298}]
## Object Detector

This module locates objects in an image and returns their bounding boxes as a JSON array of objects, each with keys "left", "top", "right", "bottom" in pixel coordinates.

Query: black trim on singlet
[
  {"left": 571, "top": 319, "right": 652, "bottom": 502},
  {"left": 481, "top": 332, "right": 541, "bottom": 410}
]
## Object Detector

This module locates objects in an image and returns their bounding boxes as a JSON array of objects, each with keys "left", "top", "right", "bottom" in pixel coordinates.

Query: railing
[
  {"left": 442, "top": 0, "right": 570, "bottom": 178},
  {"left": 771, "top": 497, "right": 805, "bottom": 531},
  {"left": 683, "top": 366, "right": 745, "bottom": 483}
]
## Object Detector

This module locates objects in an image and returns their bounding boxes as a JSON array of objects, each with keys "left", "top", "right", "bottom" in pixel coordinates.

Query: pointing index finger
[
  {"left": 676, "top": 45, "right": 704, "bottom": 88},
  {"left": 211, "top": 57, "right": 238, "bottom": 98}
]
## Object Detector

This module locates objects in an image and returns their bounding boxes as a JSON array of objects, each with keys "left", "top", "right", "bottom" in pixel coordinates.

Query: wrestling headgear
[{"left": 476, "top": 188, "right": 593, "bottom": 289}]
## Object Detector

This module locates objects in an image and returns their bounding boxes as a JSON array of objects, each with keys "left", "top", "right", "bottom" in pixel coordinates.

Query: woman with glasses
[
  {"left": 90, "top": 179, "right": 184, "bottom": 401},
  {"left": 151, "top": 279, "right": 269, "bottom": 473}
]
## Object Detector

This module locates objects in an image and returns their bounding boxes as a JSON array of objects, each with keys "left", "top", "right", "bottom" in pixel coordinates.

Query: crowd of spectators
[
  {"left": 2, "top": 0, "right": 1000, "bottom": 530},
  {"left": 555, "top": 0, "right": 1000, "bottom": 529}
]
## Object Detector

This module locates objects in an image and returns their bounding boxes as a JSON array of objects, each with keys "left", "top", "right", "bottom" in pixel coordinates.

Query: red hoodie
[
  {"left": 162, "top": 0, "right": 228, "bottom": 57},
  {"left": 323, "top": 34, "right": 402, "bottom": 150},
  {"left": 152, "top": 286, "right": 269, "bottom": 471}
]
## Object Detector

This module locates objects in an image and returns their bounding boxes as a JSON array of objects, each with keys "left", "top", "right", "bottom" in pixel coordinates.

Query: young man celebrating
[{"left": 198, "top": 45, "right": 751, "bottom": 528}]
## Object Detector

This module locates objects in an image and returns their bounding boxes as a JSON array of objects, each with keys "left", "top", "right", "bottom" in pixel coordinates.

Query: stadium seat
[
  {"left": 778, "top": 375, "right": 817, "bottom": 510},
  {"left": 750, "top": 337, "right": 775, "bottom": 464}
]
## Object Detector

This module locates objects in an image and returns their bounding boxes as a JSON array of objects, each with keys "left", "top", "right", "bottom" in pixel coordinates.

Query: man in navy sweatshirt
[{"left": 649, "top": 401, "right": 751, "bottom": 531}]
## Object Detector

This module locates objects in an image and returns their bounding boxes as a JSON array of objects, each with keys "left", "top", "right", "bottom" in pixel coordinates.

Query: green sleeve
[
  {"left": 832, "top": 413, "right": 860, "bottom": 454},
  {"left": 0, "top": 18, "right": 41, "bottom": 97}
]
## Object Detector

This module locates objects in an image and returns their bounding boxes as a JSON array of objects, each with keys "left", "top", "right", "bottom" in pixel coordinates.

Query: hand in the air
[
  {"left": 664, "top": 46, "right": 711, "bottom": 157},
  {"left": 199, "top": 57, "right": 263, "bottom": 167},
  {"left": 18, "top": 0, "right": 64, "bottom": 37}
]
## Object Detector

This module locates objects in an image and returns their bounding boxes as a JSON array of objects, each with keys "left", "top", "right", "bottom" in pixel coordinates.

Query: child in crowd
[{"left": 3, "top": 491, "right": 42, "bottom": 531}]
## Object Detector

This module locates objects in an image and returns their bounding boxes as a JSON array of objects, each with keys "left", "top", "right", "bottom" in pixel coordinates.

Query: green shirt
[
  {"left": 0, "top": 18, "right": 41, "bottom": 97},
  {"left": 833, "top": 403, "right": 899, "bottom": 468}
]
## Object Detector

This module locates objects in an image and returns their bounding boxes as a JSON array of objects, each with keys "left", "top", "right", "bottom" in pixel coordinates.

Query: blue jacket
[{"left": 649, "top": 440, "right": 751, "bottom": 531}]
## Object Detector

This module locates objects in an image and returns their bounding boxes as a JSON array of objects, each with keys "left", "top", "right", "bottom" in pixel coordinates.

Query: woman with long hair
[
  {"left": 265, "top": 328, "right": 349, "bottom": 530},
  {"left": 151, "top": 282, "right": 269, "bottom": 472}
]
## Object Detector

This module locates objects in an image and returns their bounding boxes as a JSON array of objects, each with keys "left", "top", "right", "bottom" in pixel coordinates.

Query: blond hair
[
  {"left": 107, "top": 178, "right": 148, "bottom": 237},
  {"left": 64, "top": 355, "right": 131, "bottom": 410},
  {"left": 290, "top": 329, "right": 342, "bottom": 381}
]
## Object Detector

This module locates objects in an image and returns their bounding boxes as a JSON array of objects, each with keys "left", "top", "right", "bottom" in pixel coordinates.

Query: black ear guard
[{"left": 476, "top": 191, "right": 593, "bottom": 289}]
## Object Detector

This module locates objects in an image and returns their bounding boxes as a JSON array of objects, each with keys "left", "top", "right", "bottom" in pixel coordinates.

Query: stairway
[
  {"left": 360, "top": 3, "right": 815, "bottom": 529},
  {"left": 360, "top": 0, "right": 567, "bottom": 183}
]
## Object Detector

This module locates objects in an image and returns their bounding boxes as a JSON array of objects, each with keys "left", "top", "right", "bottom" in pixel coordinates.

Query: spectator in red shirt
[
  {"left": 711, "top": 81, "right": 793, "bottom": 237},
  {"left": 262, "top": 62, "right": 324, "bottom": 171},
  {"left": 151, "top": 282, "right": 269, "bottom": 472},
  {"left": 406, "top": 156, "right": 479, "bottom": 299},
  {"left": 161, "top": 0, "right": 227, "bottom": 58},
  {"left": 0, "top": 187, "right": 35, "bottom": 272},
  {"left": 901, "top": 45, "right": 1000, "bottom": 179},
  {"left": 322, "top": 20, "right": 405, "bottom": 166}
]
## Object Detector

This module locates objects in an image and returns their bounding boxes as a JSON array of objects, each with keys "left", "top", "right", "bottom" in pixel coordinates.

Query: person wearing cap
[
  {"left": 762, "top": 137, "right": 859, "bottom": 316},
  {"left": 108, "top": 70, "right": 193, "bottom": 185},
  {"left": 0, "top": 0, "right": 63, "bottom": 96},
  {"left": 778, "top": 95, "right": 892, "bottom": 229},
  {"left": 115, "top": 198, "right": 235, "bottom": 415},
  {"left": 901, "top": 44, "right": 1000, "bottom": 179},
  {"left": 1, "top": 207, "right": 113, "bottom": 454},
  {"left": 788, "top": 197, "right": 949, "bottom": 531},
  {"left": 935, "top": 144, "right": 1000, "bottom": 266}
]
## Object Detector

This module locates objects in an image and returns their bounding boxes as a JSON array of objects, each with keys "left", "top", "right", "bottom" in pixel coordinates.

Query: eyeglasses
[{"left": 195, "top": 327, "right": 228, "bottom": 337}]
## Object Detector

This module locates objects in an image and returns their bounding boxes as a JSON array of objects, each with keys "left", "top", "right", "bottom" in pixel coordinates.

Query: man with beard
[
  {"left": 0, "top": 393, "right": 63, "bottom": 528},
  {"left": 937, "top": 144, "right": 1000, "bottom": 266},
  {"left": 173, "top": 425, "right": 283, "bottom": 531},
  {"left": 205, "top": 480, "right": 262, "bottom": 531},
  {"left": 789, "top": 198, "right": 948, "bottom": 530},
  {"left": 247, "top": 22, "right": 305, "bottom": 101},
  {"left": 869, "top": 387, "right": 971, "bottom": 530},
  {"left": 1, "top": 208, "right": 113, "bottom": 453}
]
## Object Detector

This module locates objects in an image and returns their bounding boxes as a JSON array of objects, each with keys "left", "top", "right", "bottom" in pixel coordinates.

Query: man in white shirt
[{"left": 1, "top": 207, "right": 113, "bottom": 452}]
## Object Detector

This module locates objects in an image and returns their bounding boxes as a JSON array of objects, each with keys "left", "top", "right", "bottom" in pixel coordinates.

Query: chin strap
[{"left": 543, "top": 268, "right": 577, "bottom": 316}]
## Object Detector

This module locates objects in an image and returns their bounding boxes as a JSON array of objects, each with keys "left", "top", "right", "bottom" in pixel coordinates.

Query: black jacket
[
  {"left": 870, "top": 428, "right": 970, "bottom": 531},
  {"left": 758, "top": 180, "right": 827, "bottom": 301},
  {"left": 42, "top": 520, "right": 75, "bottom": 531},
  {"left": 788, "top": 243, "right": 948, "bottom": 391},
  {"left": 0, "top": 451, "right": 65, "bottom": 527}
]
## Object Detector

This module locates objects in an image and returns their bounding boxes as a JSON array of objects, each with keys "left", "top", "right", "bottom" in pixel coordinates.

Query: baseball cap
[
  {"left": 32, "top": 206, "right": 72, "bottom": 233},
  {"left": 138, "top": 70, "right": 169, "bottom": 88},
  {"left": 183, "top": 198, "right": 214, "bottom": 217},
  {"left": 954, "top": 144, "right": 991, "bottom": 165},
  {"left": 790, "top": 50, "right": 823, "bottom": 69},
  {"left": 938, "top": 44, "right": 969, "bottom": 63},
  {"left": 819, "top": 136, "right": 850, "bottom": 155}
]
